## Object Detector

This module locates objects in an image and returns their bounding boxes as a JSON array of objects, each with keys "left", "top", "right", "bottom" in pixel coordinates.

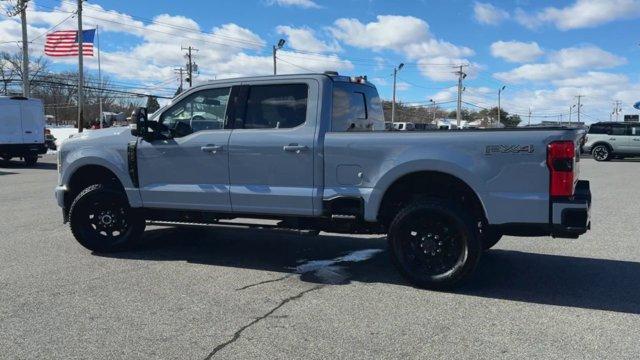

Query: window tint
[
  {"left": 331, "top": 82, "right": 384, "bottom": 132},
  {"left": 610, "top": 125, "right": 627, "bottom": 136},
  {"left": 243, "top": 84, "right": 308, "bottom": 129},
  {"left": 630, "top": 125, "right": 640, "bottom": 136},
  {"left": 588, "top": 124, "right": 609, "bottom": 134},
  {"left": 160, "top": 87, "right": 230, "bottom": 136}
]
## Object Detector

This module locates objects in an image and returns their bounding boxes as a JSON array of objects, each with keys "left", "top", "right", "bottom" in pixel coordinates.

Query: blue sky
[{"left": 1, "top": 0, "right": 639, "bottom": 123}]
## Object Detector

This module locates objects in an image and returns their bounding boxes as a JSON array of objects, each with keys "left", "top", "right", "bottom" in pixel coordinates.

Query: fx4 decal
[{"left": 485, "top": 144, "right": 534, "bottom": 155}]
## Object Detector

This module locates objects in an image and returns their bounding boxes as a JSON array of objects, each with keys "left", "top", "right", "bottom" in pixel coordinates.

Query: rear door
[
  {"left": 228, "top": 80, "right": 319, "bottom": 216},
  {"left": 627, "top": 124, "right": 640, "bottom": 154},
  {"left": 0, "top": 101, "right": 23, "bottom": 144},
  {"left": 20, "top": 100, "right": 44, "bottom": 144},
  {"left": 608, "top": 124, "right": 628, "bottom": 153}
]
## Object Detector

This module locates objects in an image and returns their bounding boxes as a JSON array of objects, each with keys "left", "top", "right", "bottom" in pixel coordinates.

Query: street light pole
[
  {"left": 391, "top": 63, "right": 404, "bottom": 124},
  {"left": 429, "top": 99, "right": 436, "bottom": 123},
  {"left": 497, "top": 85, "right": 505, "bottom": 126},
  {"left": 272, "top": 39, "right": 286, "bottom": 75}
]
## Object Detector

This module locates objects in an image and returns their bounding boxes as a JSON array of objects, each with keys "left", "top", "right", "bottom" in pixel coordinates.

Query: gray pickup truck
[{"left": 55, "top": 73, "right": 591, "bottom": 289}]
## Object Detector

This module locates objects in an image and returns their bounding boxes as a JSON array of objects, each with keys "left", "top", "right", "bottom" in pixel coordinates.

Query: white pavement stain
[{"left": 292, "top": 248, "right": 384, "bottom": 285}]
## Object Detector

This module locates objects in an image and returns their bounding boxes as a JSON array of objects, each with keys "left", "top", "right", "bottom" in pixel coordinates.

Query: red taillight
[{"left": 547, "top": 141, "right": 576, "bottom": 197}]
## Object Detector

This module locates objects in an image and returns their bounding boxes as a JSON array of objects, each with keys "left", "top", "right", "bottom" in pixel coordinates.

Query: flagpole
[
  {"left": 77, "top": 0, "right": 84, "bottom": 133},
  {"left": 97, "top": 24, "right": 103, "bottom": 128}
]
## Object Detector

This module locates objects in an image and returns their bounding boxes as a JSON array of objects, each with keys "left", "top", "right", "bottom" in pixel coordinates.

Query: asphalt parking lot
[{"left": 1, "top": 155, "right": 639, "bottom": 359}]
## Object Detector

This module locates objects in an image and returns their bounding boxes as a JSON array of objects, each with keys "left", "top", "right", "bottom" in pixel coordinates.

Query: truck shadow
[
  {"left": 99, "top": 226, "right": 640, "bottom": 315},
  {"left": 0, "top": 160, "right": 58, "bottom": 170}
]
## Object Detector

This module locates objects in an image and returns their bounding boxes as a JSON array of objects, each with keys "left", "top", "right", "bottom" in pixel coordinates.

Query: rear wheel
[
  {"left": 24, "top": 154, "right": 38, "bottom": 166},
  {"left": 387, "top": 198, "right": 481, "bottom": 289},
  {"left": 69, "top": 184, "right": 145, "bottom": 252},
  {"left": 592, "top": 145, "right": 611, "bottom": 162}
]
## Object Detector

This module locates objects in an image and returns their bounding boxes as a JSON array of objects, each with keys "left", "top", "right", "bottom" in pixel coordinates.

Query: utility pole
[
  {"left": 454, "top": 65, "right": 467, "bottom": 127},
  {"left": 575, "top": 95, "right": 584, "bottom": 125},
  {"left": 5, "top": 0, "right": 30, "bottom": 96},
  {"left": 613, "top": 100, "right": 622, "bottom": 122},
  {"left": 19, "top": 0, "right": 29, "bottom": 97},
  {"left": 528, "top": 108, "right": 532, "bottom": 126},
  {"left": 174, "top": 67, "right": 185, "bottom": 93},
  {"left": 497, "top": 85, "right": 505, "bottom": 126},
  {"left": 77, "top": 0, "right": 84, "bottom": 132},
  {"left": 391, "top": 63, "right": 404, "bottom": 123},
  {"left": 272, "top": 39, "right": 286, "bottom": 75},
  {"left": 182, "top": 46, "right": 198, "bottom": 87},
  {"left": 569, "top": 104, "right": 576, "bottom": 125}
]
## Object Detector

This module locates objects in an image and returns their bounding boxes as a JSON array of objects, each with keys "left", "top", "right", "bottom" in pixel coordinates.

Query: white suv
[{"left": 584, "top": 122, "right": 640, "bottom": 161}]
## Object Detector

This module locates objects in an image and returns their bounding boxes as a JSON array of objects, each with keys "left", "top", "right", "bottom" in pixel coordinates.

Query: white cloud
[
  {"left": 329, "top": 15, "right": 475, "bottom": 81},
  {"left": 473, "top": 2, "right": 509, "bottom": 25},
  {"left": 329, "top": 15, "right": 429, "bottom": 51},
  {"left": 267, "top": 0, "right": 322, "bottom": 9},
  {"left": 276, "top": 25, "right": 340, "bottom": 53},
  {"left": 396, "top": 81, "right": 410, "bottom": 91},
  {"left": 494, "top": 45, "right": 626, "bottom": 83},
  {"left": 551, "top": 71, "right": 628, "bottom": 87},
  {"left": 551, "top": 46, "right": 626, "bottom": 69},
  {"left": 515, "top": 0, "right": 640, "bottom": 30},
  {"left": 0, "top": 3, "right": 355, "bottom": 89},
  {"left": 490, "top": 41, "right": 544, "bottom": 63}
]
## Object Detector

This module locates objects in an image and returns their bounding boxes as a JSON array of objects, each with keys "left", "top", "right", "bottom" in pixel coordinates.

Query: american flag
[{"left": 45, "top": 29, "right": 95, "bottom": 57}]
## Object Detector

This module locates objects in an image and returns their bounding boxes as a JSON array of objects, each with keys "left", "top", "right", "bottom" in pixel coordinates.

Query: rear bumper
[
  {"left": 0, "top": 143, "right": 47, "bottom": 156},
  {"left": 550, "top": 180, "right": 591, "bottom": 238},
  {"left": 492, "top": 180, "right": 591, "bottom": 239}
]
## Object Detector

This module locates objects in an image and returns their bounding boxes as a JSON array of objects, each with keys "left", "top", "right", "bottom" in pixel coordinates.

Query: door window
[
  {"left": 242, "top": 84, "right": 308, "bottom": 129},
  {"left": 630, "top": 125, "right": 640, "bottom": 136},
  {"left": 160, "top": 87, "right": 230, "bottom": 137},
  {"left": 610, "top": 125, "right": 627, "bottom": 136},
  {"left": 331, "top": 82, "right": 384, "bottom": 132},
  {"left": 588, "top": 124, "right": 609, "bottom": 134}
]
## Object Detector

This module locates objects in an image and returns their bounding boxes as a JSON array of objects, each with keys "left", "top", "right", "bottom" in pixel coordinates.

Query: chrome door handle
[
  {"left": 283, "top": 144, "right": 309, "bottom": 153},
  {"left": 201, "top": 145, "right": 222, "bottom": 154}
]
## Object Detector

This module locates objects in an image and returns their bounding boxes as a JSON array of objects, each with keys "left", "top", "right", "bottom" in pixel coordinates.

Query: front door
[
  {"left": 228, "top": 81, "right": 319, "bottom": 216},
  {"left": 137, "top": 86, "right": 233, "bottom": 211}
]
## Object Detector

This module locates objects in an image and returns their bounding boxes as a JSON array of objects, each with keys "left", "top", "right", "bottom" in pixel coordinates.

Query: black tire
[
  {"left": 24, "top": 154, "right": 38, "bottom": 166},
  {"left": 592, "top": 144, "right": 611, "bottom": 162},
  {"left": 69, "top": 184, "right": 145, "bottom": 252},
  {"left": 387, "top": 198, "right": 482, "bottom": 290},
  {"left": 481, "top": 229, "right": 502, "bottom": 250}
]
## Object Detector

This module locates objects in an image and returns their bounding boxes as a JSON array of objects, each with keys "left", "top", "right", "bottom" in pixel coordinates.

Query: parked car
[
  {"left": 583, "top": 122, "right": 640, "bottom": 161},
  {"left": 0, "top": 96, "right": 47, "bottom": 165},
  {"left": 55, "top": 73, "right": 591, "bottom": 289}
]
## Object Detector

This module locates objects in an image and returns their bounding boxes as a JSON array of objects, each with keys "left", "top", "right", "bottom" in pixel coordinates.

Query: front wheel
[
  {"left": 387, "top": 198, "right": 482, "bottom": 290},
  {"left": 69, "top": 184, "right": 145, "bottom": 252},
  {"left": 592, "top": 145, "right": 611, "bottom": 162}
]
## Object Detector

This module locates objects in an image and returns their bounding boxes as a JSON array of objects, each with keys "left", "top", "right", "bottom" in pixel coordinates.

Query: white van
[{"left": 0, "top": 96, "right": 47, "bottom": 166}]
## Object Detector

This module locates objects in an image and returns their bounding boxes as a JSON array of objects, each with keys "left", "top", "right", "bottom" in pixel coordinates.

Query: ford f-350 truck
[{"left": 55, "top": 73, "right": 591, "bottom": 289}]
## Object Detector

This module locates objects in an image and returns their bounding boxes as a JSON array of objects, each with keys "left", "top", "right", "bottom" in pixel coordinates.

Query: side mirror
[{"left": 130, "top": 107, "right": 148, "bottom": 138}]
